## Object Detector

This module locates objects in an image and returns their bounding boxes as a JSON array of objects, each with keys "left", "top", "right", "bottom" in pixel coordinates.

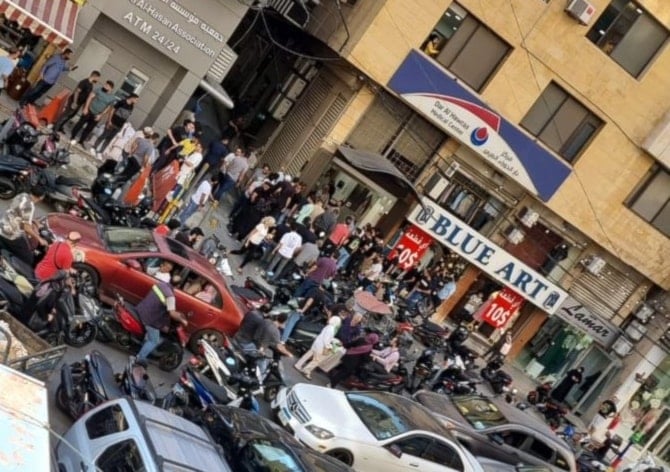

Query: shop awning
[
  {"left": 199, "top": 75, "right": 234, "bottom": 110},
  {"left": 0, "top": 0, "right": 79, "bottom": 48},
  {"left": 337, "top": 146, "right": 423, "bottom": 202}
]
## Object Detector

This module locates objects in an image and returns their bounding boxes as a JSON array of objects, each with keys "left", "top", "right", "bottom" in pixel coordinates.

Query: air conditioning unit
[
  {"left": 424, "top": 173, "right": 449, "bottom": 200},
  {"left": 518, "top": 207, "right": 540, "bottom": 228},
  {"left": 633, "top": 303, "right": 655, "bottom": 324},
  {"left": 565, "top": 0, "right": 596, "bottom": 25},
  {"left": 625, "top": 319, "right": 647, "bottom": 342},
  {"left": 503, "top": 225, "right": 525, "bottom": 245},
  {"left": 583, "top": 255, "right": 606, "bottom": 275},
  {"left": 268, "top": 0, "right": 311, "bottom": 29},
  {"left": 444, "top": 161, "right": 460, "bottom": 178},
  {"left": 268, "top": 93, "right": 294, "bottom": 121},
  {"left": 611, "top": 335, "right": 633, "bottom": 357},
  {"left": 281, "top": 73, "right": 308, "bottom": 100}
]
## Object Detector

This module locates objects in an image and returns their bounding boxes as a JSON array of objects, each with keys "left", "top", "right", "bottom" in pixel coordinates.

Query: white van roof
[{"left": 133, "top": 401, "right": 232, "bottom": 472}]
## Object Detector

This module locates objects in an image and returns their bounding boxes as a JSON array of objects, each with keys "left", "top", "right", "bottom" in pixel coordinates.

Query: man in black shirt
[
  {"left": 92, "top": 93, "right": 139, "bottom": 156},
  {"left": 54, "top": 70, "right": 100, "bottom": 132}
]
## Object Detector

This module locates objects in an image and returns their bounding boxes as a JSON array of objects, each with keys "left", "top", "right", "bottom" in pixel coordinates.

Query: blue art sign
[{"left": 388, "top": 50, "right": 572, "bottom": 202}]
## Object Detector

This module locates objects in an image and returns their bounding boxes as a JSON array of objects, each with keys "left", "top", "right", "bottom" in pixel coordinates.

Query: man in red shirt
[
  {"left": 35, "top": 231, "right": 82, "bottom": 281},
  {"left": 325, "top": 215, "right": 353, "bottom": 252}
]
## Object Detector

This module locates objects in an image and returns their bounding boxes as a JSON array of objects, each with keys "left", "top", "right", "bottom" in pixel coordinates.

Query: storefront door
[{"left": 648, "top": 410, "right": 670, "bottom": 468}]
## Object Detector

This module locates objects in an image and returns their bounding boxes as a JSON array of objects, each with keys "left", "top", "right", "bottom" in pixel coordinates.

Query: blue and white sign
[
  {"left": 409, "top": 197, "right": 568, "bottom": 314},
  {"left": 389, "top": 50, "right": 572, "bottom": 202}
]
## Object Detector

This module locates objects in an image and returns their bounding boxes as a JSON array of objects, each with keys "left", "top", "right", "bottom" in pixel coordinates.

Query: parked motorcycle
[
  {"left": 95, "top": 293, "right": 189, "bottom": 371},
  {"left": 230, "top": 277, "right": 273, "bottom": 311},
  {"left": 480, "top": 354, "right": 513, "bottom": 394},
  {"left": 0, "top": 154, "right": 39, "bottom": 199},
  {"left": 428, "top": 354, "right": 481, "bottom": 395},
  {"left": 413, "top": 319, "right": 450, "bottom": 349},
  {"left": 193, "top": 337, "right": 285, "bottom": 402},
  {"left": 536, "top": 399, "right": 568, "bottom": 430},
  {"left": 527, "top": 380, "right": 553, "bottom": 405},
  {"left": 406, "top": 347, "right": 437, "bottom": 393},
  {"left": 56, "top": 350, "right": 155, "bottom": 420},
  {"left": 342, "top": 359, "right": 407, "bottom": 393}
]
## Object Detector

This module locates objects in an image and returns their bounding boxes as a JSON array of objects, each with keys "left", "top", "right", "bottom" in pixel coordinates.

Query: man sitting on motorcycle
[
  {"left": 136, "top": 280, "right": 188, "bottom": 364},
  {"left": 234, "top": 310, "right": 293, "bottom": 373},
  {"left": 0, "top": 187, "right": 48, "bottom": 259},
  {"left": 35, "top": 231, "right": 82, "bottom": 282}
]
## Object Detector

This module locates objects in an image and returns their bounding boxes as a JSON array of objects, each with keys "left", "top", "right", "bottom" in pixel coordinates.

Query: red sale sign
[
  {"left": 480, "top": 288, "right": 525, "bottom": 329},
  {"left": 389, "top": 225, "right": 433, "bottom": 271}
]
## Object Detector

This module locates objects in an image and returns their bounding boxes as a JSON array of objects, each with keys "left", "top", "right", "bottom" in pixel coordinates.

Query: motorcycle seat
[
  {"left": 191, "top": 368, "right": 231, "bottom": 403},
  {"left": 89, "top": 351, "right": 123, "bottom": 398},
  {"left": 422, "top": 320, "right": 445, "bottom": 333}
]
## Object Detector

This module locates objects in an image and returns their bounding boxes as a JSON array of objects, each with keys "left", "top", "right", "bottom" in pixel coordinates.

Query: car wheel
[
  {"left": 327, "top": 449, "right": 353, "bottom": 466},
  {"left": 0, "top": 177, "right": 17, "bottom": 200},
  {"left": 73, "top": 263, "right": 100, "bottom": 297},
  {"left": 188, "top": 328, "right": 224, "bottom": 352}
]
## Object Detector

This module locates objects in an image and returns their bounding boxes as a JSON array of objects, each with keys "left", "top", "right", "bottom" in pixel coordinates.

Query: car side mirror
[
  {"left": 387, "top": 444, "right": 403, "bottom": 458},
  {"left": 490, "top": 434, "right": 505, "bottom": 446},
  {"left": 124, "top": 259, "right": 142, "bottom": 270}
]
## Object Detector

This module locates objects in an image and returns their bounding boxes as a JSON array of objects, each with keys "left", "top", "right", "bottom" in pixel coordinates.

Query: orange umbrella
[{"left": 353, "top": 290, "right": 392, "bottom": 315}]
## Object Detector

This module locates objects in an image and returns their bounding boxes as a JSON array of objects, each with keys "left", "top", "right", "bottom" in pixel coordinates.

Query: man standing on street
[
  {"left": 213, "top": 146, "right": 248, "bottom": 202},
  {"left": 0, "top": 48, "right": 20, "bottom": 95},
  {"left": 136, "top": 280, "right": 188, "bottom": 364},
  {"left": 91, "top": 92, "right": 139, "bottom": 158},
  {"left": 70, "top": 80, "right": 116, "bottom": 148},
  {"left": 20, "top": 48, "right": 78, "bottom": 106},
  {"left": 54, "top": 70, "right": 100, "bottom": 132}
]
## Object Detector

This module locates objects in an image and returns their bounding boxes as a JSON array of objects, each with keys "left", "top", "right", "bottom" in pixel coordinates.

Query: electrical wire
[
  {"left": 230, "top": 8, "right": 262, "bottom": 51},
  {"left": 259, "top": 8, "right": 343, "bottom": 62}
]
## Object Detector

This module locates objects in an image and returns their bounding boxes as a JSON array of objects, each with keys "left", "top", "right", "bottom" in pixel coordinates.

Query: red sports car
[{"left": 46, "top": 214, "right": 244, "bottom": 351}]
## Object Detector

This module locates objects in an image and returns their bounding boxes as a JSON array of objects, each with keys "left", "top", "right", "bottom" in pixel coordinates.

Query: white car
[{"left": 272, "top": 383, "right": 485, "bottom": 472}]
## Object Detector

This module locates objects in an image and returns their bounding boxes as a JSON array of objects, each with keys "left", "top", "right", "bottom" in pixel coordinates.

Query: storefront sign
[
  {"left": 389, "top": 225, "right": 433, "bottom": 271},
  {"left": 408, "top": 197, "right": 568, "bottom": 314},
  {"left": 556, "top": 297, "right": 619, "bottom": 348},
  {"left": 388, "top": 50, "right": 571, "bottom": 202},
  {"left": 480, "top": 288, "right": 525, "bottom": 329},
  {"left": 102, "top": 0, "right": 244, "bottom": 75}
]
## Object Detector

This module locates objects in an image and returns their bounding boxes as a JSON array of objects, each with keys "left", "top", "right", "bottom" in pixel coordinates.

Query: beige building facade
[{"left": 260, "top": 0, "right": 670, "bottom": 457}]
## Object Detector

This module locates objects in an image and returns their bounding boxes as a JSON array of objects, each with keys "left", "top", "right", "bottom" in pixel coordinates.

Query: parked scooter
[
  {"left": 56, "top": 350, "right": 155, "bottom": 420},
  {"left": 527, "top": 380, "right": 553, "bottom": 405},
  {"left": 413, "top": 319, "right": 450, "bottom": 349},
  {"left": 192, "top": 337, "right": 285, "bottom": 402},
  {"left": 95, "top": 293, "right": 189, "bottom": 371},
  {"left": 230, "top": 277, "right": 273, "bottom": 311},
  {"left": 480, "top": 353, "right": 513, "bottom": 394},
  {"left": 342, "top": 358, "right": 408, "bottom": 393},
  {"left": 428, "top": 354, "right": 481, "bottom": 395},
  {"left": 406, "top": 347, "right": 438, "bottom": 393}
]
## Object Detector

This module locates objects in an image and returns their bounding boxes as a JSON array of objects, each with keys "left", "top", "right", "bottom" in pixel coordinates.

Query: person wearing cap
[
  {"left": 20, "top": 48, "right": 78, "bottom": 106},
  {"left": 34, "top": 231, "right": 82, "bottom": 281},
  {"left": 91, "top": 92, "right": 140, "bottom": 158}
]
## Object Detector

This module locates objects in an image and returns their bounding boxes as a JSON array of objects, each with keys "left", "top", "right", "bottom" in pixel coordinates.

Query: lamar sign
[
  {"left": 408, "top": 197, "right": 568, "bottom": 314},
  {"left": 556, "top": 297, "right": 619, "bottom": 348}
]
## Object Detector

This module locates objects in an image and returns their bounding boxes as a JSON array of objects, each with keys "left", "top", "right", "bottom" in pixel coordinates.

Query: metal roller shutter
[{"left": 569, "top": 263, "right": 640, "bottom": 320}]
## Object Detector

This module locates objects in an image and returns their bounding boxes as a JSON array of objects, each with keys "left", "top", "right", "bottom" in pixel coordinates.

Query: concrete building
[
  {"left": 37, "top": 0, "right": 248, "bottom": 132},
  {"left": 256, "top": 0, "right": 670, "bottom": 459}
]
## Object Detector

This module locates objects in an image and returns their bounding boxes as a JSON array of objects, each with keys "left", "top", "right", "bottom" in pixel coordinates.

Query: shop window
[
  {"left": 520, "top": 82, "right": 603, "bottom": 163},
  {"left": 423, "top": 2, "right": 511, "bottom": 91},
  {"left": 115, "top": 68, "right": 149, "bottom": 100},
  {"left": 586, "top": 0, "right": 668, "bottom": 77},
  {"left": 627, "top": 167, "right": 670, "bottom": 237},
  {"left": 346, "top": 93, "right": 444, "bottom": 181},
  {"left": 429, "top": 171, "right": 506, "bottom": 235}
]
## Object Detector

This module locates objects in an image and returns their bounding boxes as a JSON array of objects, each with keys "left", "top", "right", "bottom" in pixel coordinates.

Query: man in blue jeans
[
  {"left": 20, "top": 48, "right": 77, "bottom": 106},
  {"left": 136, "top": 281, "right": 188, "bottom": 364}
]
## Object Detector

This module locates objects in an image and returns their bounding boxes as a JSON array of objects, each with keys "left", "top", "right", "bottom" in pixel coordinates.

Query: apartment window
[
  {"left": 520, "top": 82, "right": 603, "bottom": 163},
  {"left": 346, "top": 93, "right": 444, "bottom": 181},
  {"left": 422, "top": 2, "right": 510, "bottom": 91},
  {"left": 628, "top": 168, "right": 670, "bottom": 237},
  {"left": 587, "top": 0, "right": 668, "bottom": 77}
]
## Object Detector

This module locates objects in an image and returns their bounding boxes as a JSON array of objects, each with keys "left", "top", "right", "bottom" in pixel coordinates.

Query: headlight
[{"left": 306, "top": 424, "right": 334, "bottom": 439}]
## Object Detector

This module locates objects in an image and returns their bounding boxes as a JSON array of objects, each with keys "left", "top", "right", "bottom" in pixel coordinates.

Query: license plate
[{"left": 278, "top": 407, "right": 290, "bottom": 425}]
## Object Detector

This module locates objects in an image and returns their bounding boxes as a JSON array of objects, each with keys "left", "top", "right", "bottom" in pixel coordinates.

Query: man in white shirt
[
  {"left": 265, "top": 220, "right": 302, "bottom": 282},
  {"left": 180, "top": 175, "right": 216, "bottom": 225}
]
